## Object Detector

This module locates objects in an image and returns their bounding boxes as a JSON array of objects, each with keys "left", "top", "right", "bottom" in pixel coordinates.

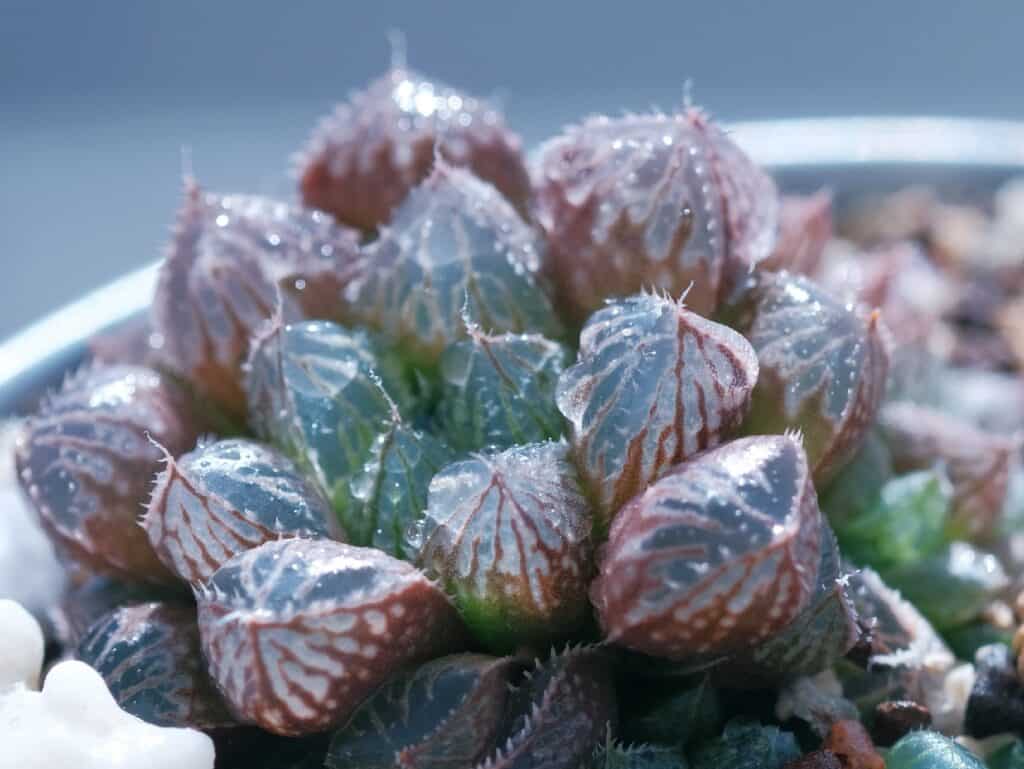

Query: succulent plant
[
  {"left": 557, "top": 292, "right": 759, "bottom": 528},
  {"left": 143, "top": 438, "right": 338, "bottom": 584},
  {"left": 761, "top": 192, "right": 833, "bottom": 275},
  {"left": 244, "top": 319, "right": 411, "bottom": 517},
  {"left": 727, "top": 271, "right": 890, "bottom": 486},
  {"left": 879, "top": 401, "right": 1017, "bottom": 541},
  {"left": 16, "top": 364, "right": 205, "bottom": 583},
  {"left": 592, "top": 741, "right": 687, "bottom": 769},
  {"left": 480, "top": 645, "right": 617, "bottom": 769},
  {"left": 883, "top": 542, "right": 1008, "bottom": 631},
  {"left": 57, "top": 575, "right": 189, "bottom": 646},
  {"left": 75, "top": 602, "right": 235, "bottom": 730},
  {"left": 533, "top": 108, "right": 778, "bottom": 323},
  {"left": 688, "top": 720, "right": 800, "bottom": 769},
  {"left": 885, "top": 731, "right": 985, "bottom": 769},
  {"left": 412, "top": 441, "right": 593, "bottom": 652},
  {"left": 620, "top": 677, "right": 722, "bottom": 749},
  {"left": 152, "top": 180, "right": 362, "bottom": 418},
  {"left": 341, "top": 163, "right": 561, "bottom": 365},
  {"left": 326, "top": 653, "right": 522, "bottom": 769},
  {"left": 334, "top": 411, "right": 452, "bottom": 558},
  {"left": 591, "top": 434, "right": 822, "bottom": 660},
  {"left": 438, "top": 327, "right": 570, "bottom": 453},
  {"left": 297, "top": 66, "right": 532, "bottom": 231},
  {"left": 724, "top": 523, "right": 858, "bottom": 682},
  {"left": 833, "top": 468, "right": 953, "bottom": 573},
  {"left": 196, "top": 538, "right": 464, "bottom": 736}
]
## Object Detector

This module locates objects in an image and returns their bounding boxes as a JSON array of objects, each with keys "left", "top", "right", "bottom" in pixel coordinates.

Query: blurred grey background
[{"left": 2, "top": 0, "right": 1022, "bottom": 341}]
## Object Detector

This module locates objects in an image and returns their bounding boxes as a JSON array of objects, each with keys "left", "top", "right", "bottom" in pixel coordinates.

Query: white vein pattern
[
  {"left": 244, "top": 320, "right": 402, "bottom": 509},
  {"left": 413, "top": 442, "right": 592, "bottom": 645},
  {"left": 741, "top": 272, "right": 889, "bottom": 483},
  {"left": 438, "top": 330, "right": 569, "bottom": 453},
  {"left": 152, "top": 182, "right": 360, "bottom": 414},
  {"left": 533, "top": 109, "right": 778, "bottom": 320},
  {"left": 144, "top": 438, "right": 336, "bottom": 584},
  {"left": 327, "top": 654, "right": 515, "bottom": 769},
  {"left": 76, "top": 602, "right": 234, "bottom": 729},
  {"left": 196, "top": 538, "right": 461, "bottom": 736},
  {"left": 592, "top": 435, "right": 821, "bottom": 660},
  {"left": 557, "top": 292, "right": 758, "bottom": 525},
  {"left": 297, "top": 67, "right": 531, "bottom": 230},
  {"left": 16, "top": 365, "right": 199, "bottom": 582},
  {"left": 344, "top": 164, "right": 562, "bottom": 364}
]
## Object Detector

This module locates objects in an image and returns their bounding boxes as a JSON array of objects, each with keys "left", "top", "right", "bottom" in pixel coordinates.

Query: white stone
[
  {"left": 0, "top": 598, "right": 44, "bottom": 690},
  {"left": 0, "top": 660, "right": 215, "bottom": 769},
  {"left": 0, "top": 422, "right": 65, "bottom": 616}
]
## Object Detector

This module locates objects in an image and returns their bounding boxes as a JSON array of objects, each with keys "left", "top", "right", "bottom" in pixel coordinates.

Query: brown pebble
[
  {"left": 872, "top": 700, "right": 932, "bottom": 747},
  {"left": 782, "top": 750, "right": 843, "bottom": 769},
  {"left": 823, "top": 720, "right": 885, "bottom": 769}
]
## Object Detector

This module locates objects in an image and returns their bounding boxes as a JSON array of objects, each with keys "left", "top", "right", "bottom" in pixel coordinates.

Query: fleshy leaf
[
  {"left": 244, "top": 319, "right": 411, "bottom": 520},
  {"left": 412, "top": 441, "right": 593, "bottom": 652},
  {"left": 730, "top": 271, "right": 890, "bottom": 485},
  {"left": 196, "top": 538, "right": 464, "bottom": 736},
  {"left": 334, "top": 415, "right": 453, "bottom": 559},
  {"left": 834, "top": 469, "right": 953, "bottom": 573},
  {"left": 818, "top": 430, "right": 893, "bottom": 531},
  {"left": 557, "top": 292, "right": 759, "bottom": 528},
  {"left": 761, "top": 192, "right": 833, "bottom": 275},
  {"left": 152, "top": 181, "right": 362, "bottom": 418},
  {"left": 16, "top": 364, "right": 205, "bottom": 583},
  {"left": 438, "top": 329, "right": 570, "bottom": 453},
  {"left": 326, "top": 653, "right": 521, "bottom": 769},
  {"left": 885, "top": 731, "right": 985, "bottom": 769},
  {"left": 592, "top": 742, "right": 688, "bottom": 769},
  {"left": 688, "top": 720, "right": 800, "bottom": 769},
  {"left": 591, "top": 434, "right": 822, "bottom": 660},
  {"left": 143, "top": 438, "right": 338, "bottom": 584},
  {"left": 879, "top": 402, "right": 1017, "bottom": 541},
  {"left": 478, "top": 646, "right": 617, "bottom": 769},
  {"left": 57, "top": 576, "right": 189, "bottom": 646},
  {"left": 724, "top": 523, "right": 858, "bottom": 682},
  {"left": 342, "top": 163, "right": 562, "bottom": 364},
  {"left": 883, "top": 542, "right": 1008, "bottom": 631},
  {"left": 76, "top": 602, "right": 235, "bottom": 730},
  {"left": 297, "top": 67, "right": 532, "bottom": 231},
  {"left": 533, "top": 109, "right": 778, "bottom": 322},
  {"left": 620, "top": 678, "right": 722, "bottom": 749}
]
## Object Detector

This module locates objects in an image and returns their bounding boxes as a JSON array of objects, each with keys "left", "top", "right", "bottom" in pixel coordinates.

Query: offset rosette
[
  {"left": 591, "top": 434, "right": 822, "bottom": 660},
  {"left": 729, "top": 271, "right": 890, "bottom": 485},
  {"left": 879, "top": 402, "right": 1018, "bottom": 540},
  {"left": 557, "top": 292, "right": 758, "bottom": 527},
  {"left": 76, "top": 602, "right": 235, "bottom": 730},
  {"left": 196, "top": 538, "right": 464, "bottom": 736},
  {"left": 533, "top": 109, "right": 778, "bottom": 322},
  {"left": 343, "top": 163, "right": 562, "bottom": 365},
  {"left": 437, "top": 327, "right": 570, "bottom": 452},
  {"left": 143, "top": 438, "right": 338, "bottom": 584},
  {"left": 412, "top": 442, "right": 593, "bottom": 652},
  {"left": 297, "top": 67, "right": 532, "bottom": 231},
  {"left": 152, "top": 181, "right": 362, "bottom": 418},
  {"left": 326, "top": 654, "right": 521, "bottom": 769},
  {"left": 16, "top": 364, "right": 204, "bottom": 583},
  {"left": 244, "top": 319, "right": 412, "bottom": 519},
  {"left": 478, "top": 646, "right": 617, "bottom": 769}
]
